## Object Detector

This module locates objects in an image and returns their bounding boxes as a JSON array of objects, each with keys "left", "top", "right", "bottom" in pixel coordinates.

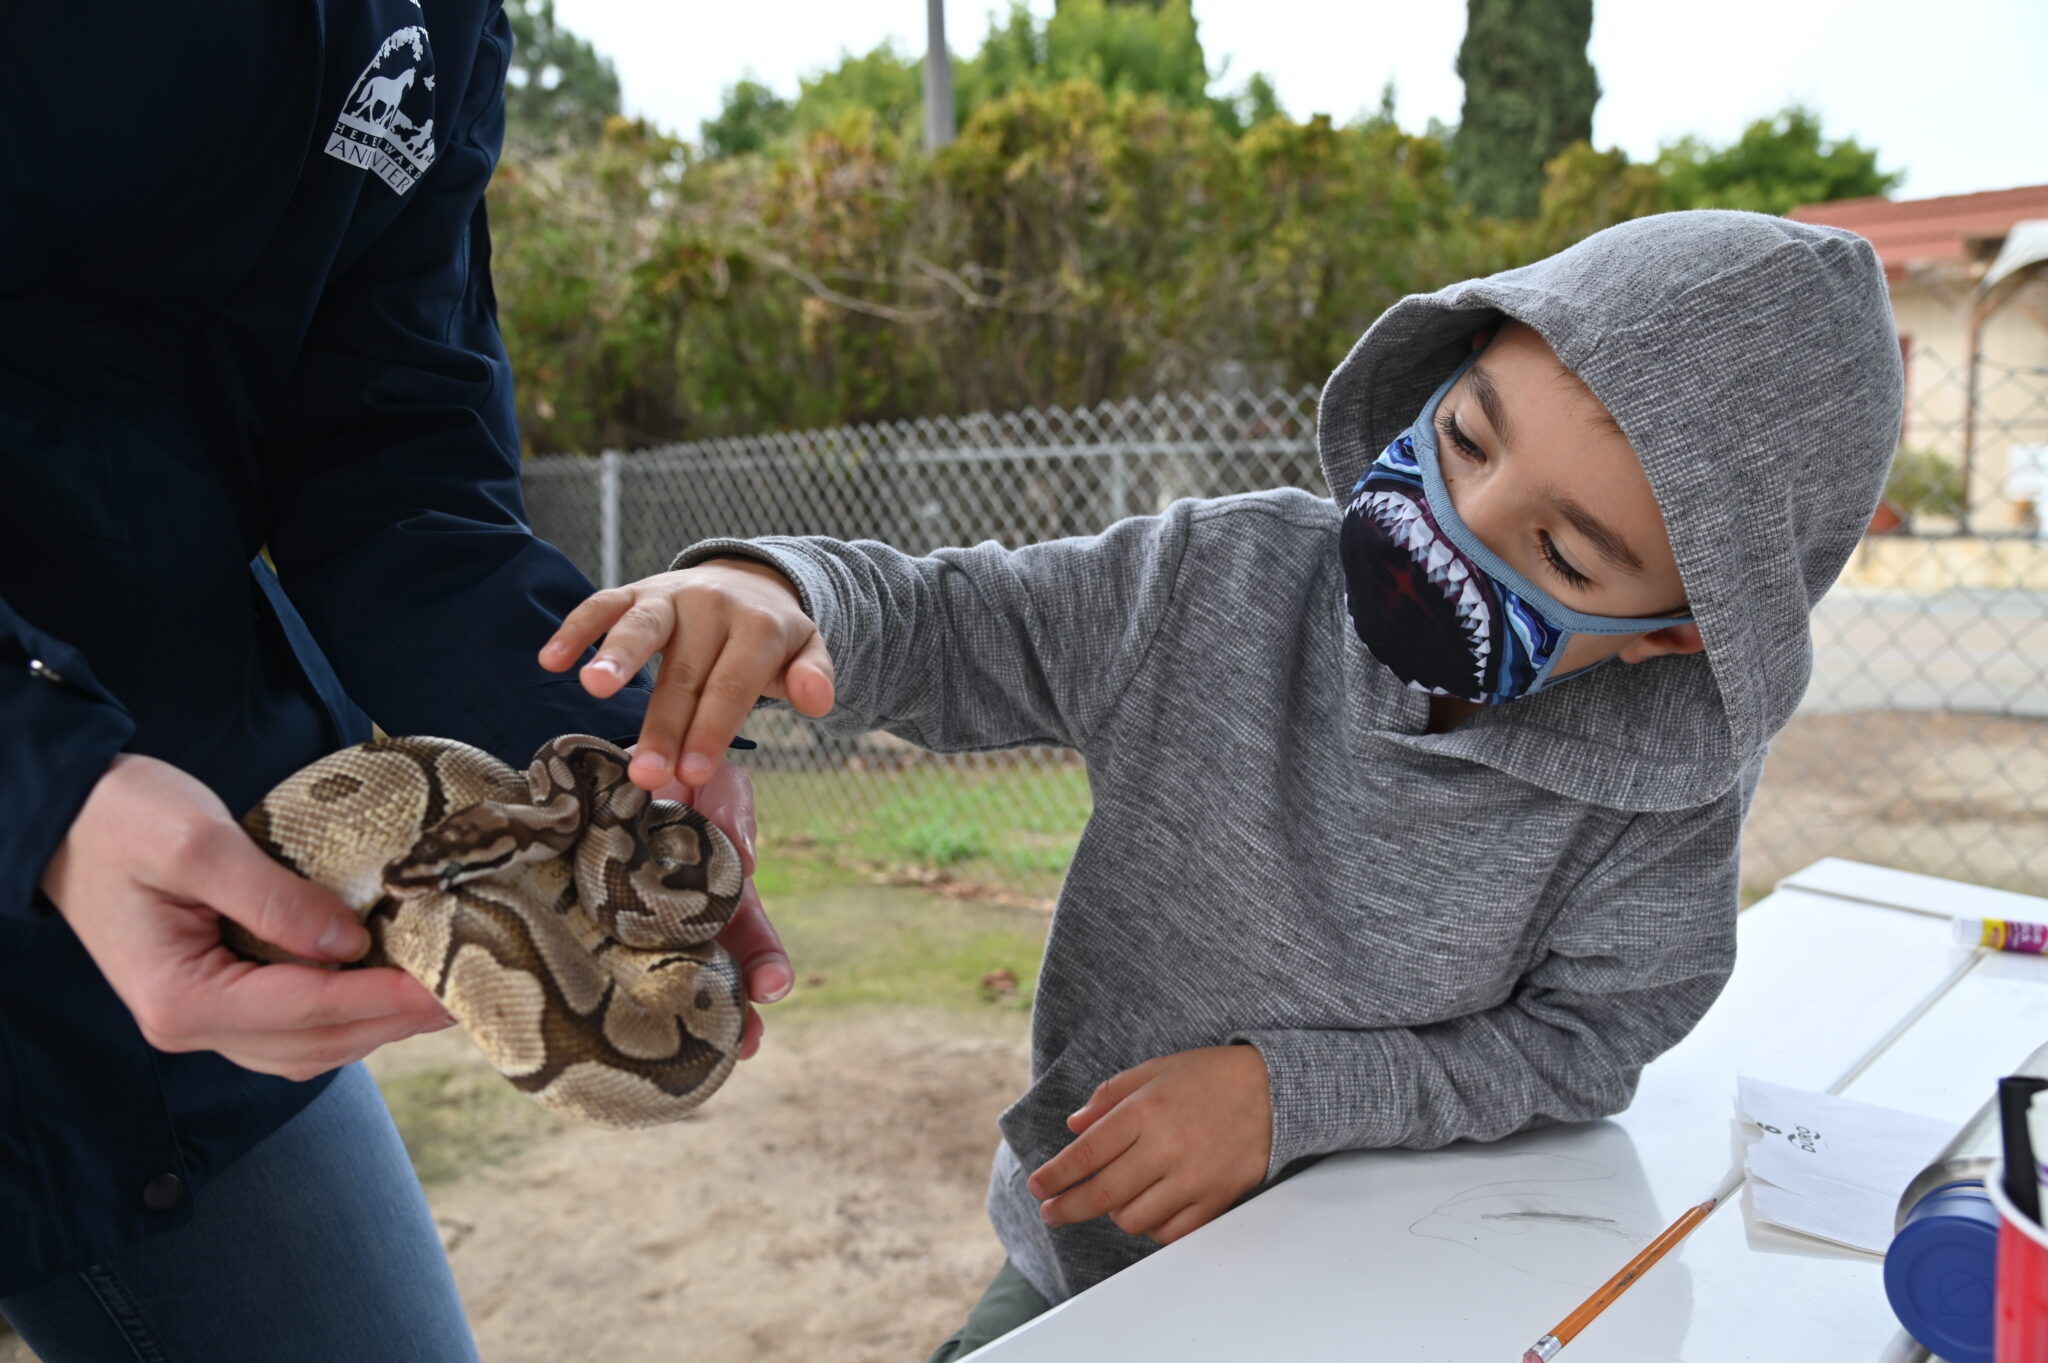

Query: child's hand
[
  {"left": 539, "top": 558, "right": 835, "bottom": 790},
  {"left": 1027, "top": 1046, "right": 1273, "bottom": 1246}
]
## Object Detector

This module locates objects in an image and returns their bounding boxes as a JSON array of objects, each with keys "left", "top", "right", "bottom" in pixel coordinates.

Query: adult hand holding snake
[
  {"left": 639, "top": 754, "right": 787, "bottom": 1058},
  {"left": 37, "top": 752, "right": 453, "bottom": 1082}
]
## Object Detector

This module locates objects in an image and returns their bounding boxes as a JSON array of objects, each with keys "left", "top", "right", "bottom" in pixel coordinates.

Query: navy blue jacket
[{"left": 0, "top": 1, "right": 649, "bottom": 1292}]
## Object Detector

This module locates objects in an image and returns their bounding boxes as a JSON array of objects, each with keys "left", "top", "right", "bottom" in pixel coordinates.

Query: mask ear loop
[
  {"left": 1409, "top": 346, "right": 1694, "bottom": 639},
  {"left": 1522, "top": 649, "right": 1609, "bottom": 698}
]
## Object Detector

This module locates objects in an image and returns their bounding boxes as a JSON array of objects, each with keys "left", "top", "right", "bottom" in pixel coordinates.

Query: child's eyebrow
[
  {"left": 1550, "top": 493, "right": 1646, "bottom": 575},
  {"left": 1466, "top": 364, "right": 1514, "bottom": 446}
]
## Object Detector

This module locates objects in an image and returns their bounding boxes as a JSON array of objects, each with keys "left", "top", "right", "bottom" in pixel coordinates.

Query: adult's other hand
[
  {"left": 643, "top": 755, "right": 790, "bottom": 1060},
  {"left": 38, "top": 754, "right": 451, "bottom": 1082}
]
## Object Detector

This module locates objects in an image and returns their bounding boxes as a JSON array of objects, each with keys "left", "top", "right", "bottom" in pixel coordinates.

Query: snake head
[
  {"left": 382, "top": 807, "right": 524, "bottom": 897},
  {"left": 382, "top": 841, "right": 474, "bottom": 898}
]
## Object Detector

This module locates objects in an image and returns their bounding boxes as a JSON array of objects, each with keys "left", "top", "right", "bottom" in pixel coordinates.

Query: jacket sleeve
[
  {"left": 670, "top": 503, "right": 1195, "bottom": 755},
  {"left": 1232, "top": 772, "right": 1754, "bottom": 1177},
  {"left": 0, "top": 595, "right": 137, "bottom": 921},
  {"left": 259, "top": 7, "right": 646, "bottom": 767}
]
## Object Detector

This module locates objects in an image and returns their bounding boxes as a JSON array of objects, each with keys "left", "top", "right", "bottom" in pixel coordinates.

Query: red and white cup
[{"left": 1987, "top": 1161, "right": 2048, "bottom": 1362}]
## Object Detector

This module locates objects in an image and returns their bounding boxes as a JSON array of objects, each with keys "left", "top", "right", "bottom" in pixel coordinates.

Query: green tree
[
  {"left": 1657, "top": 106, "right": 1900, "bottom": 215},
  {"left": 1525, "top": 141, "right": 1669, "bottom": 254},
  {"left": 791, "top": 43, "right": 925, "bottom": 141},
  {"left": 1452, "top": 0, "right": 1599, "bottom": 219},
  {"left": 700, "top": 78, "right": 792, "bottom": 159},
  {"left": 703, "top": 3, "right": 1281, "bottom": 161},
  {"left": 504, "top": 0, "right": 622, "bottom": 148},
  {"left": 1230, "top": 71, "right": 1285, "bottom": 131},
  {"left": 485, "top": 7, "right": 1904, "bottom": 454},
  {"left": 957, "top": 1, "right": 1273, "bottom": 137}
]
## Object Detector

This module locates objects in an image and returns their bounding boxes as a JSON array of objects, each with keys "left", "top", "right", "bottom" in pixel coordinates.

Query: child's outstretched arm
[{"left": 541, "top": 508, "right": 1193, "bottom": 790}]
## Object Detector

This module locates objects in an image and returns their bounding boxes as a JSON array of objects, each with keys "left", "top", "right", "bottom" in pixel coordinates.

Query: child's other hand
[
  {"left": 539, "top": 558, "right": 835, "bottom": 790},
  {"left": 1026, "top": 1045, "right": 1273, "bottom": 1246}
]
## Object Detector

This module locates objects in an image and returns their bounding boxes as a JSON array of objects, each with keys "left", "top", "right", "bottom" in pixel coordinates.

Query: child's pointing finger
[
  {"left": 539, "top": 587, "right": 634, "bottom": 676},
  {"left": 583, "top": 595, "right": 677, "bottom": 699}
]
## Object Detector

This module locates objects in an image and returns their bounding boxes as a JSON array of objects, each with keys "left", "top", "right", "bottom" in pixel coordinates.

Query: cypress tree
[{"left": 1452, "top": 0, "right": 1599, "bottom": 219}]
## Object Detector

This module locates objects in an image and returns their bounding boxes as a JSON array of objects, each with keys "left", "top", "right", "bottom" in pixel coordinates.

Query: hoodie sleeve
[
  {"left": 0, "top": 595, "right": 137, "bottom": 922},
  {"left": 670, "top": 505, "right": 1193, "bottom": 755},
  {"left": 259, "top": 8, "right": 649, "bottom": 766},
  {"left": 1233, "top": 772, "right": 1753, "bottom": 1177}
]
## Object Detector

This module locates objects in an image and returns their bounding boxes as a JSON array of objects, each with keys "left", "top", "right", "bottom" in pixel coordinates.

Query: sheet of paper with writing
[{"left": 1737, "top": 1077, "right": 1958, "bottom": 1253}]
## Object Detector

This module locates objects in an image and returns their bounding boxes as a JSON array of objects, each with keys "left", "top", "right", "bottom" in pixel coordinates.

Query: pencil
[{"left": 1519, "top": 1196, "right": 1719, "bottom": 1362}]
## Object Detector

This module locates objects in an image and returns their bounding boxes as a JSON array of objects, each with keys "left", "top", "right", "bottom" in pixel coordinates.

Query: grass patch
[
  {"left": 750, "top": 762, "right": 1092, "bottom": 900},
  {"left": 378, "top": 1063, "right": 563, "bottom": 1185},
  {"left": 898, "top": 818, "right": 990, "bottom": 866},
  {"left": 763, "top": 884, "right": 1048, "bottom": 1014}
]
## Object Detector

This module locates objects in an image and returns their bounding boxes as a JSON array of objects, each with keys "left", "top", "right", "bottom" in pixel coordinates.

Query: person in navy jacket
[{"left": 0, "top": 4, "right": 788, "bottom": 1357}]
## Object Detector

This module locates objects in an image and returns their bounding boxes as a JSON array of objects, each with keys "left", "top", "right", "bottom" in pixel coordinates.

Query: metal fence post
[
  {"left": 1109, "top": 448, "right": 1130, "bottom": 523},
  {"left": 598, "top": 449, "right": 622, "bottom": 589}
]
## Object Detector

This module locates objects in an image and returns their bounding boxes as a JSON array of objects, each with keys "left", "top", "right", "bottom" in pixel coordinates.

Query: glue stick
[{"left": 1955, "top": 916, "right": 2048, "bottom": 955}]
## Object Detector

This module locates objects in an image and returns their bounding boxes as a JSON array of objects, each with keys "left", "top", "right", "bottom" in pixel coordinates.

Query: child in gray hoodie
[{"left": 542, "top": 210, "right": 1904, "bottom": 1352}]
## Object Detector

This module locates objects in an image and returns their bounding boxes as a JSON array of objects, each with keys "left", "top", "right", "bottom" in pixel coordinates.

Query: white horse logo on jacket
[
  {"left": 326, "top": 25, "right": 438, "bottom": 195},
  {"left": 348, "top": 67, "right": 415, "bottom": 131}
]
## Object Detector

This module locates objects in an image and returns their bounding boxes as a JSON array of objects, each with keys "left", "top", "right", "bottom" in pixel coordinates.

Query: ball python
[{"left": 226, "top": 734, "right": 747, "bottom": 1128}]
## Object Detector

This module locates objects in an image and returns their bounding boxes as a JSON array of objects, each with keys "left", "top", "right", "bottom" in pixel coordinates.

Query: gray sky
[{"left": 549, "top": 0, "right": 2048, "bottom": 201}]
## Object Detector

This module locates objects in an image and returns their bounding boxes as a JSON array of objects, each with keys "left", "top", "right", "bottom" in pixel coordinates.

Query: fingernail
[
  {"left": 540, "top": 641, "right": 567, "bottom": 661},
  {"left": 756, "top": 964, "right": 793, "bottom": 1003},
  {"left": 588, "top": 657, "right": 621, "bottom": 679},
  {"left": 630, "top": 751, "right": 669, "bottom": 782},
  {"left": 1026, "top": 1177, "right": 1043, "bottom": 1197},
  {"left": 316, "top": 916, "right": 368, "bottom": 960},
  {"left": 679, "top": 752, "right": 713, "bottom": 785}
]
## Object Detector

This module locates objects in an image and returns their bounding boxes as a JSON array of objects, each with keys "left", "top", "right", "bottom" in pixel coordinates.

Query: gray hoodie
[{"left": 675, "top": 211, "right": 1902, "bottom": 1303}]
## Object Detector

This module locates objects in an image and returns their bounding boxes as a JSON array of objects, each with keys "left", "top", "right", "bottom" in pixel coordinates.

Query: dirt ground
[
  {"left": 1, "top": 1008, "right": 1030, "bottom": 1363},
  {"left": 1744, "top": 708, "right": 2048, "bottom": 893},
  {"left": 403, "top": 1010, "right": 1030, "bottom": 1363}
]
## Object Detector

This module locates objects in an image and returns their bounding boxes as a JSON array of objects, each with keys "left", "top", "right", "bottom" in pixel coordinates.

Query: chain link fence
[{"left": 524, "top": 349, "right": 2048, "bottom": 898}]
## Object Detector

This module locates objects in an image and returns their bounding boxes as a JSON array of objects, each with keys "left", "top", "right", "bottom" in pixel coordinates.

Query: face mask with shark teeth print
[{"left": 1336, "top": 348, "right": 1694, "bottom": 706}]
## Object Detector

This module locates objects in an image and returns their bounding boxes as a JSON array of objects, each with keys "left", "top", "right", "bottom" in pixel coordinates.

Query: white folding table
[{"left": 966, "top": 859, "right": 2048, "bottom": 1362}]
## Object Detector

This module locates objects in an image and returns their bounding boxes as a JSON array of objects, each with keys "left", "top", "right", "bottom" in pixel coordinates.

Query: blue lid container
[{"left": 1884, "top": 1179, "right": 2000, "bottom": 1363}]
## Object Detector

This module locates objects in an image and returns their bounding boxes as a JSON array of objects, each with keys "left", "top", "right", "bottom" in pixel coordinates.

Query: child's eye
[
  {"left": 1438, "top": 410, "right": 1487, "bottom": 464},
  {"left": 1538, "top": 531, "right": 1592, "bottom": 590}
]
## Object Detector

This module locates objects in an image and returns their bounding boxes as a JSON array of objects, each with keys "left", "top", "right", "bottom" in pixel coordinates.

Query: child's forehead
[{"left": 1459, "top": 322, "right": 1627, "bottom": 444}]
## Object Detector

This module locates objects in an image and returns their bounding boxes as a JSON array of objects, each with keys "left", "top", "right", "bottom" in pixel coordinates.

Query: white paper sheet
[{"left": 1736, "top": 1076, "right": 1960, "bottom": 1254}]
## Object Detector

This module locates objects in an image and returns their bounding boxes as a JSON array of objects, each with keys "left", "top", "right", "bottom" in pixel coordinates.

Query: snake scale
[{"left": 226, "top": 733, "right": 747, "bottom": 1128}]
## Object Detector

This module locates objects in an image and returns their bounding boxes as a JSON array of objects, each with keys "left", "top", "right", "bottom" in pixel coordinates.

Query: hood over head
[{"left": 1318, "top": 210, "right": 1903, "bottom": 812}]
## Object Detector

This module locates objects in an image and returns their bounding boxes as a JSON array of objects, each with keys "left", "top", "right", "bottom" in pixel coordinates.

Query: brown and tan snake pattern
[{"left": 227, "top": 734, "right": 746, "bottom": 1128}]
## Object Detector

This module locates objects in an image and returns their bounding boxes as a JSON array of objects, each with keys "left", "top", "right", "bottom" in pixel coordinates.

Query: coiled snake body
[{"left": 229, "top": 734, "right": 746, "bottom": 1128}]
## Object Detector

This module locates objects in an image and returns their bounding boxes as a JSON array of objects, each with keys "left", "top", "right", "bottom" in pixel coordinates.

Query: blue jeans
[{"left": 1, "top": 1063, "right": 479, "bottom": 1362}]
